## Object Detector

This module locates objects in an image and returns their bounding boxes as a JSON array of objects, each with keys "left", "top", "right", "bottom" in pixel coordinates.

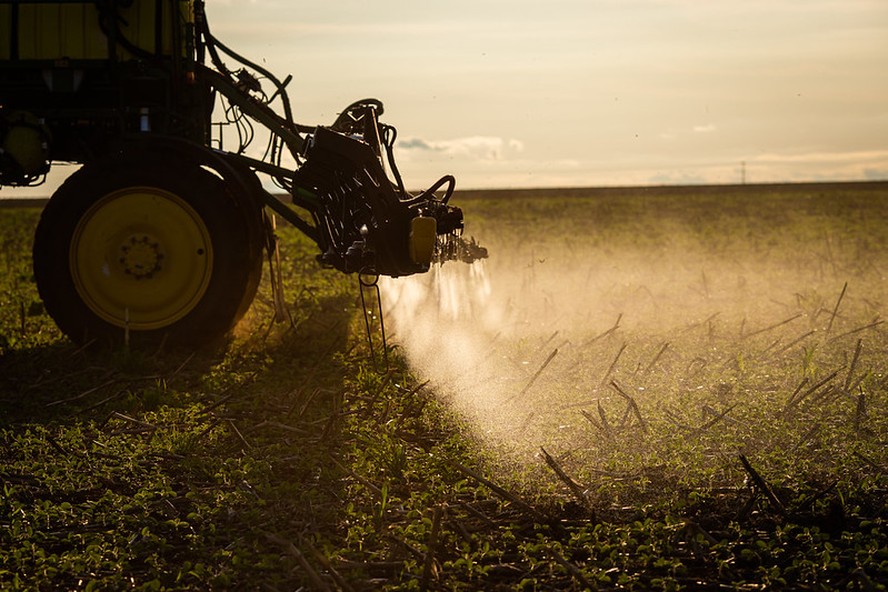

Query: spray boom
[{"left": 291, "top": 100, "right": 487, "bottom": 278}]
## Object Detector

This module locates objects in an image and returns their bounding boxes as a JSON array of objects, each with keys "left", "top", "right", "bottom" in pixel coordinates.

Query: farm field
[{"left": 2, "top": 182, "right": 888, "bottom": 590}]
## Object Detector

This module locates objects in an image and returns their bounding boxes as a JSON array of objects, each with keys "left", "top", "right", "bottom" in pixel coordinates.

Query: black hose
[
  {"left": 403, "top": 175, "right": 456, "bottom": 206},
  {"left": 381, "top": 124, "right": 407, "bottom": 195},
  {"left": 200, "top": 26, "right": 295, "bottom": 126}
]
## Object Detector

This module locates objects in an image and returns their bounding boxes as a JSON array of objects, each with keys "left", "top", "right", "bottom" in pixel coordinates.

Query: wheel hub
[{"left": 119, "top": 234, "right": 164, "bottom": 279}]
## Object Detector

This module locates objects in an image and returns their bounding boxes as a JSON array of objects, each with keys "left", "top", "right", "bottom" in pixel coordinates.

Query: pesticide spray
[{"left": 380, "top": 192, "right": 885, "bottom": 471}]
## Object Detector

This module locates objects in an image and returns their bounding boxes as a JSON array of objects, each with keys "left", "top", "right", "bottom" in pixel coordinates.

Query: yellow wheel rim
[{"left": 70, "top": 186, "right": 214, "bottom": 330}]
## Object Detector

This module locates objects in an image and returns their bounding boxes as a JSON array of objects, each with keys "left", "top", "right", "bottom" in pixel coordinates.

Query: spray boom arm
[{"left": 196, "top": 4, "right": 486, "bottom": 278}]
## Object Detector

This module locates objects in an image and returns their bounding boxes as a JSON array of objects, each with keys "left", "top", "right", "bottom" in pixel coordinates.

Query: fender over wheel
[{"left": 33, "top": 154, "right": 264, "bottom": 347}]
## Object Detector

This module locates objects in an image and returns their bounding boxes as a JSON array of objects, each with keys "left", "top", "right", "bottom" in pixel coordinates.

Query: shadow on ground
[{"left": 0, "top": 288, "right": 368, "bottom": 589}]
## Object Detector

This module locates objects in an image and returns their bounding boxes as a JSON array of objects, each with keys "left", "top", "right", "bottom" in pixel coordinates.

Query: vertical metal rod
[{"left": 359, "top": 273, "right": 388, "bottom": 369}]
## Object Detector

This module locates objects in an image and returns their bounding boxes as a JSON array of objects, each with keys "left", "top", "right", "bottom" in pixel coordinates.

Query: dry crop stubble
[
  {"left": 3, "top": 188, "right": 887, "bottom": 589},
  {"left": 382, "top": 186, "right": 888, "bottom": 498}
]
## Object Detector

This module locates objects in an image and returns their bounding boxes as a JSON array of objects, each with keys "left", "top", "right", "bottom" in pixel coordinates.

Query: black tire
[{"left": 33, "top": 155, "right": 264, "bottom": 347}]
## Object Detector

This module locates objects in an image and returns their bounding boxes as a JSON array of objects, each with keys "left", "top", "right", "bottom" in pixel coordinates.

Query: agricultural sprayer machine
[{"left": 0, "top": 0, "right": 485, "bottom": 346}]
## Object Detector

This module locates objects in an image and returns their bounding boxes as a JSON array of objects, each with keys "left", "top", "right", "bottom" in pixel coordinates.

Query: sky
[
  {"left": 4, "top": 0, "right": 887, "bottom": 194},
  {"left": 202, "top": 0, "right": 888, "bottom": 189}
]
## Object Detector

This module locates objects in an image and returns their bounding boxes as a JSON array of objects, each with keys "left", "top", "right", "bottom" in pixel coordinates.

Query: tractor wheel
[{"left": 33, "top": 157, "right": 264, "bottom": 347}]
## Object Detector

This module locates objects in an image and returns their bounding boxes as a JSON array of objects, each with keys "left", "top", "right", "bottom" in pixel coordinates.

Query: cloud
[
  {"left": 398, "top": 138, "right": 435, "bottom": 151},
  {"left": 398, "top": 136, "right": 525, "bottom": 162},
  {"left": 693, "top": 124, "right": 716, "bottom": 133}
]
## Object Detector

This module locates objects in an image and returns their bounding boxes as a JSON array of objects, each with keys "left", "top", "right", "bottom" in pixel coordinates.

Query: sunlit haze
[{"left": 380, "top": 190, "right": 888, "bottom": 457}]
